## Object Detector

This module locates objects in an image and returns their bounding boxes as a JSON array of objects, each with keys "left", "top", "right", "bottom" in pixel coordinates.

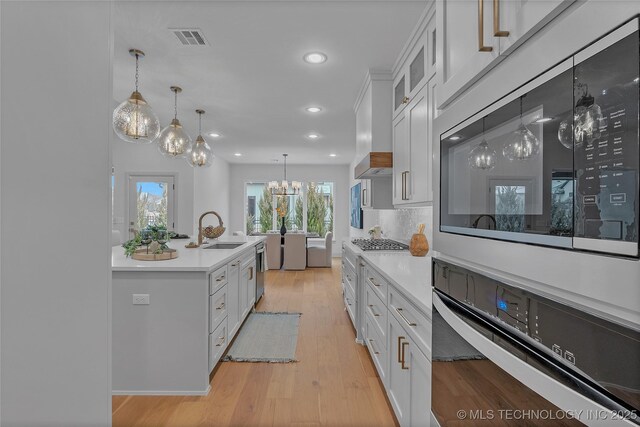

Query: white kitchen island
[{"left": 112, "top": 235, "right": 265, "bottom": 395}]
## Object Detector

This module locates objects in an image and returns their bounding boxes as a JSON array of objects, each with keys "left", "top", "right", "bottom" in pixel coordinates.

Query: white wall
[
  {"left": 433, "top": 2, "right": 640, "bottom": 327},
  {"left": 193, "top": 157, "right": 230, "bottom": 237},
  {"left": 1, "top": 2, "right": 112, "bottom": 425},
  {"left": 112, "top": 139, "right": 195, "bottom": 238},
  {"left": 229, "top": 164, "right": 349, "bottom": 256}
]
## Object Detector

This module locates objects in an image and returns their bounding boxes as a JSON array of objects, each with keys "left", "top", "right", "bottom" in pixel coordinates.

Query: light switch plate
[{"left": 133, "top": 294, "right": 150, "bottom": 305}]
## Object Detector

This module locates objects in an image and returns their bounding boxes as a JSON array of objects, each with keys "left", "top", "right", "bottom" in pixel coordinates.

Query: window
[
  {"left": 245, "top": 182, "right": 334, "bottom": 236},
  {"left": 128, "top": 174, "right": 175, "bottom": 233}
]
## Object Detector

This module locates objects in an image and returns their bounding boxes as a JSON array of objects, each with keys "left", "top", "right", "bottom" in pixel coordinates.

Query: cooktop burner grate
[{"left": 351, "top": 239, "right": 409, "bottom": 251}]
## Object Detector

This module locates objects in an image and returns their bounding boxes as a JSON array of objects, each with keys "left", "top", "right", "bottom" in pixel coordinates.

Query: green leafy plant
[
  {"left": 246, "top": 214, "right": 255, "bottom": 235},
  {"left": 258, "top": 186, "right": 273, "bottom": 233},
  {"left": 122, "top": 225, "right": 171, "bottom": 257}
]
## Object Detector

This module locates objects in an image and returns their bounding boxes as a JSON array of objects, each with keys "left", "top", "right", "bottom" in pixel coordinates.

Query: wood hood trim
[{"left": 354, "top": 152, "right": 393, "bottom": 179}]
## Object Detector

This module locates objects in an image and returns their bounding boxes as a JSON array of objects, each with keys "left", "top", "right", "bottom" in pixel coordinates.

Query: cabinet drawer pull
[
  {"left": 397, "top": 336, "right": 405, "bottom": 363},
  {"left": 215, "top": 336, "right": 225, "bottom": 347},
  {"left": 493, "top": 0, "right": 509, "bottom": 37},
  {"left": 362, "top": 188, "right": 367, "bottom": 206},
  {"left": 395, "top": 307, "right": 417, "bottom": 327},
  {"left": 249, "top": 267, "right": 253, "bottom": 280},
  {"left": 216, "top": 302, "right": 225, "bottom": 310},
  {"left": 231, "top": 261, "right": 240, "bottom": 267},
  {"left": 368, "top": 339, "right": 380, "bottom": 355},
  {"left": 369, "top": 277, "right": 380, "bottom": 287},
  {"left": 478, "top": 0, "right": 494, "bottom": 52},
  {"left": 402, "top": 96, "right": 410, "bottom": 104},
  {"left": 216, "top": 275, "right": 225, "bottom": 282},
  {"left": 401, "top": 171, "right": 411, "bottom": 200},
  {"left": 401, "top": 341, "right": 410, "bottom": 370},
  {"left": 368, "top": 304, "right": 380, "bottom": 317}
]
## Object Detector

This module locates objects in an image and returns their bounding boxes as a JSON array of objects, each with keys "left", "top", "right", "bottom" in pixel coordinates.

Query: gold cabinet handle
[
  {"left": 216, "top": 302, "right": 225, "bottom": 310},
  {"left": 401, "top": 341, "right": 410, "bottom": 370},
  {"left": 397, "top": 336, "right": 405, "bottom": 364},
  {"left": 395, "top": 307, "right": 417, "bottom": 327},
  {"left": 402, "top": 96, "right": 410, "bottom": 104},
  {"left": 362, "top": 188, "right": 367, "bottom": 206},
  {"left": 478, "top": 0, "right": 493, "bottom": 52},
  {"left": 401, "top": 171, "right": 411, "bottom": 200},
  {"left": 493, "top": 0, "right": 509, "bottom": 37},
  {"left": 215, "top": 336, "right": 225, "bottom": 347},
  {"left": 368, "top": 339, "right": 380, "bottom": 355},
  {"left": 368, "top": 304, "right": 380, "bottom": 317},
  {"left": 216, "top": 275, "right": 225, "bottom": 282},
  {"left": 249, "top": 267, "right": 253, "bottom": 280},
  {"left": 369, "top": 277, "right": 380, "bottom": 287}
]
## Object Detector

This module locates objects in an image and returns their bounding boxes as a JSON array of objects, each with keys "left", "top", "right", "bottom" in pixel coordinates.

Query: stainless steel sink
[{"left": 202, "top": 242, "right": 245, "bottom": 250}]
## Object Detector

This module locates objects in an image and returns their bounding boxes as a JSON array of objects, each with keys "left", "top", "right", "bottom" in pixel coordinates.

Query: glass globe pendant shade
[
  {"left": 468, "top": 139, "right": 497, "bottom": 170},
  {"left": 557, "top": 116, "right": 575, "bottom": 149},
  {"left": 187, "top": 135, "right": 213, "bottom": 168},
  {"left": 158, "top": 118, "right": 190, "bottom": 157},
  {"left": 113, "top": 91, "right": 160, "bottom": 143},
  {"left": 503, "top": 123, "right": 540, "bottom": 161}
]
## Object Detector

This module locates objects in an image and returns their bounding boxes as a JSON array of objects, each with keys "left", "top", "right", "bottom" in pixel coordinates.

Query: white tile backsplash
[{"left": 350, "top": 207, "right": 433, "bottom": 247}]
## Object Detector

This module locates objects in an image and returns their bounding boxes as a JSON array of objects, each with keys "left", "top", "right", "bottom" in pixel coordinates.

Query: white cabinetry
[
  {"left": 241, "top": 255, "right": 256, "bottom": 319},
  {"left": 226, "top": 257, "right": 241, "bottom": 340},
  {"left": 392, "top": 7, "right": 437, "bottom": 207},
  {"left": 436, "top": 0, "right": 574, "bottom": 108},
  {"left": 360, "top": 178, "right": 393, "bottom": 209},
  {"left": 359, "top": 257, "right": 432, "bottom": 427},
  {"left": 393, "top": 80, "right": 435, "bottom": 206}
]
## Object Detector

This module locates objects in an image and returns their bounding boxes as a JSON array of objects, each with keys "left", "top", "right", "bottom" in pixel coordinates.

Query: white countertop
[
  {"left": 112, "top": 235, "right": 266, "bottom": 273},
  {"left": 343, "top": 240, "right": 433, "bottom": 316}
]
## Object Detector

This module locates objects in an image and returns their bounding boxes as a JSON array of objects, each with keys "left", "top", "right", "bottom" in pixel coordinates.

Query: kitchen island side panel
[{"left": 112, "top": 270, "right": 210, "bottom": 394}]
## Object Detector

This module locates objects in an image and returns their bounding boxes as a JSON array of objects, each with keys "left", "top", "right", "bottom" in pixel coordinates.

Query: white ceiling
[{"left": 113, "top": 1, "right": 427, "bottom": 164}]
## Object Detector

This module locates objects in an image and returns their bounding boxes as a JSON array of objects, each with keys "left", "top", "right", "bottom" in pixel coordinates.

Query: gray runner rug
[{"left": 222, "top": 312, "right": 301, "bottom": 363}]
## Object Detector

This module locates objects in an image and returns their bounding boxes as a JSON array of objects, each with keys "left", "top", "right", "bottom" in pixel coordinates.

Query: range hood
[{"left": 354, "top": 152, "right": 393, "bottom": 179}]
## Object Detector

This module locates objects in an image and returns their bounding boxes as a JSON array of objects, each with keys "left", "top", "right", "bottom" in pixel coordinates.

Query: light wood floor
[{"left": 112, "top": 259, "right": 398, "bottom": 427}]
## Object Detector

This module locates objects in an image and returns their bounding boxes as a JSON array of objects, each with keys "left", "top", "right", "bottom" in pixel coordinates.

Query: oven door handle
[{"left": 433, "top": 291, "right": 638, "bottom": 424}]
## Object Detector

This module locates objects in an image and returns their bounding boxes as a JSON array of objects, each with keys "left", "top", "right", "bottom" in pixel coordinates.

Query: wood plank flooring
[{"left": 112, "top": 259, "right": 398, "bottom": 427}]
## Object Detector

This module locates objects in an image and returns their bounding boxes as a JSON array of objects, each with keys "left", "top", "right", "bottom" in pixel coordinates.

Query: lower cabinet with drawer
[
  {"left": 360, "top": 259, "right": 432, "bottom": 427},
  {"left": 208, "top": 317, "right": 228, "bottom": 372}
]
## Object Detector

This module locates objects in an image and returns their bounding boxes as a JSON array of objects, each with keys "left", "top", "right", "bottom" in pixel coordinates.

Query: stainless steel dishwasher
[{"left": 255, "top": 242, "right": 265, "bottom": 303}]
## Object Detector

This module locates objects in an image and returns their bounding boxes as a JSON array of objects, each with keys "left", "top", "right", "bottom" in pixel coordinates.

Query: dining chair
[
  {"left": 307, "top": 232, "right": 333, "bottom": 268},
  {"left": 283, "top": 233, "right": 307, "bottom": 270},
  {"left": 265, "top": 233, "right": 282, "bottom": 270}
]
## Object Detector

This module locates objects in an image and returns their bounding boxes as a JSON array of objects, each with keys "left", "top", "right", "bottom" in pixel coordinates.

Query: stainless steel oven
[
  {"left": 431, "top": 258, "right": 640, "bottom": 427},
  {"left": 440, "top": 18, "right": 639, "bottom": 257}
]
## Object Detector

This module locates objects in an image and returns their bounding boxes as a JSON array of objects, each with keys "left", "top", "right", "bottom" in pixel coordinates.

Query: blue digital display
[{"left": 497, "top": 300, "right": 508, "bottom": 311}]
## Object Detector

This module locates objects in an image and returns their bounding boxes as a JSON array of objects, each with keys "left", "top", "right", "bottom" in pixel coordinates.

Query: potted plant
[{"left": 123, "top": 225, "right": 171, "bottom": 257}]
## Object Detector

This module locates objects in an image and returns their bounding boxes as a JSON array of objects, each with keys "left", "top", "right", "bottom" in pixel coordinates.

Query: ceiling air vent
[{"left": 171, "top": 29, "right": 208, "bottom": 46}]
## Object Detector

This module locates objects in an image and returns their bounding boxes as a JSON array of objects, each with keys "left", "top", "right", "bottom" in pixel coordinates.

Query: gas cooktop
[{"left": 351, "top": 239, "right": 409, "bottom": 251}]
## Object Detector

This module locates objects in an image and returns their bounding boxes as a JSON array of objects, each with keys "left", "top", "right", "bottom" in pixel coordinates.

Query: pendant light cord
[
  {"left": 174, "top": 90, "right": 178, "bottom": 121},
  {"left": 135, "top": 53, "right": 139, "bottom": 93}
]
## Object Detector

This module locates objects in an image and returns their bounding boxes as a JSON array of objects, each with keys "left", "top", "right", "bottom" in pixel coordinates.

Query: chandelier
[{"left": 269, "top": 154, "right": 302, "bottom": 195}]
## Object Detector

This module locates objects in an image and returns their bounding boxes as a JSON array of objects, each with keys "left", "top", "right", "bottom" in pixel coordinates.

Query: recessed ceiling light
[
  {"left": 234, "top": 153, "right": 242, "bottom": 157},
  {"left": 329, "top": 153, "right": 337, "bottom": 157},
  {"left": 535, "top": 117, "right": 554, "bottom": 123},
  {"left": 209, "top": 132, "right": 221, "bottom": 138},
  {"left": 305, "top": 106, "right": 322, "bottom": 113},
  {"left": 449, "top": 136, "right": 461, "bottom": 141},
  {"left": 303, "top": 52, "right": 327, "bottom": 64},
  {"left": 307, "top": 133, "right": 320, "bottom": 139}
]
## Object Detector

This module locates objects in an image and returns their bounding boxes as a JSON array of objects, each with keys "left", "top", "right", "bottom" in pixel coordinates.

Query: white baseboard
[{"left": 112, "top": 385, "right": 211, "bottom": 396}]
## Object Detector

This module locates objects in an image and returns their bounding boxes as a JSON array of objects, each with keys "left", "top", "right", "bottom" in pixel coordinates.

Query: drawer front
[
  {"left": 208, "top": 317, "right": 228, "bottom": 372},
  {"left": 209, "top": 285, "right": 227, "bottom": 333},
  {"left": 365, "top": 311, "right": 388, "bottom": 385},
  {"left": 365, "top": 283, "right": 387, "bottom": 343},
  {"left": 344, "top": 284, "right": 356, "bottom": 328},
  {"left": 388, "top": 285, "right": 431, "bottom": 357},
  {"left": 342, "top": 245, "right": 357, "bottom": 272},
  {"left": 364, "top": 264, "right": 388, "bottom": 304},
  {"left": 209, "top": 265, "right": 228, "bottom": 295},
  {"left": 342, "top": 264, "right": 357, "bottom": 298}
]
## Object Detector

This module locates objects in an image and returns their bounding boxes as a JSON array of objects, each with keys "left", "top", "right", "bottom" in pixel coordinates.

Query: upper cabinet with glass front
[
  {"left": 436, "top": 0, "right": 576, "bottom": 110},
  {"left": 393, "top": 7, "right": 437, "bottom": 119}
]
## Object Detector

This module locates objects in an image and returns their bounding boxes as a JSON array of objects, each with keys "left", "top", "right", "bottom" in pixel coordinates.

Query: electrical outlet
[{"left": 133, "top": 294, "right": 150, "bottom": 305}]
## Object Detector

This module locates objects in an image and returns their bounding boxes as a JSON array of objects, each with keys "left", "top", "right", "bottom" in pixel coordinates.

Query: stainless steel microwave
[{"left": 440, "top": 19, "right": 639, "bottom": 257}]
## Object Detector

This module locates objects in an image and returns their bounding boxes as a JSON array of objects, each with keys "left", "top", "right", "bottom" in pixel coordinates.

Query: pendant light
[
  {"left": 158, "top": 86, "right": 191, "bottom": 158},
  {"left": 187, "top": 110, "right": 213, "bottom": 168},
  {"left": 503, "top": 95, "right": 540, "bottom": 161},
  {"left": 468, "top": 118, "right": 497, "bottom": 171},
  {"left": 268, "top": 154, "right": 302, "bottom": 195},
  {"left": 113, "top": 49, "right": 160, "bottom": 143},
  {"left": 573, "top": 83, "right": 603, "bottom": 145}
]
